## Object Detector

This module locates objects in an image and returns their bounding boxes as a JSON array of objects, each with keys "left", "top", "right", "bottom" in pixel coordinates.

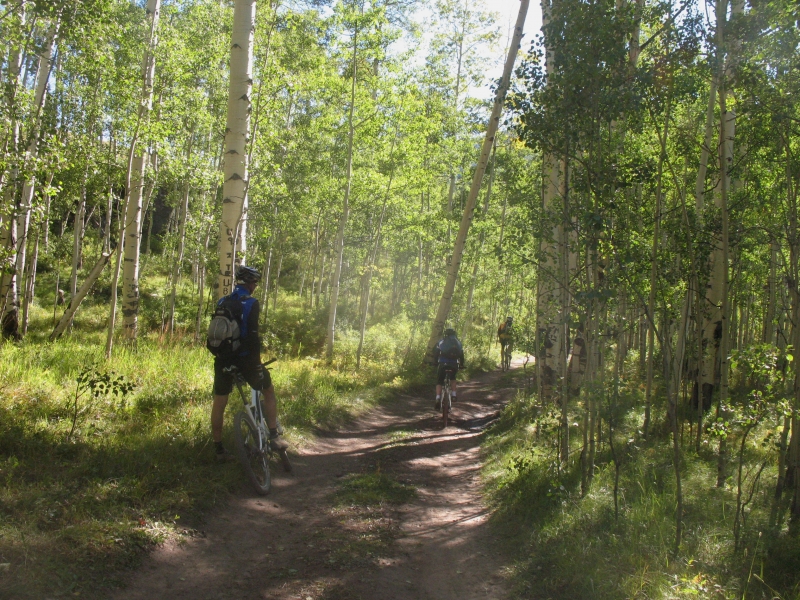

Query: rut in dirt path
[{"left": 111, "top": 362, "right": 523, "bottom": 600}]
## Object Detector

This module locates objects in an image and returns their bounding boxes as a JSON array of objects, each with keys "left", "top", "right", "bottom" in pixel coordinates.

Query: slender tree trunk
[
  {"left": 644, "top": 88, "right": 673, "bottom": 438},
  {"left": 217, "top": 0, "right": 254, "bottom": 299},
  {"left": 272, "top": 250, "right": 283, "bottom": 311},
  {"left": 764, "top": 240, "right": 777, "bottom": 343},
  {"left": 536, "top": 0, "right": 564, "bottom": 403},
  {"left": 356, "top": 133, "right": 397, "bottom": 368},
  {"left": 122, "top": 0, "right": 160, "bottom": 340},
  {"left": 425, "top": 0, "right": 529, "bottom": 360},
  {"left": 465, "top": 143, "right": 496, "bottom": 335},
  {"left": 783, "top": 136, "right": 800, "bottom": 527},
  {"left": 21, "top": 225, "right": 39, "bottom": 334},
  {"left": 325, "top": 18, "right": 359, "bottom": 361},
  {"left": 262, "top": 237, "right": 273, "bottom": 308},
  {"left": 18, "top": 21, "right": 59, "bottom": 256},
  {"left": 305, "top": 211, "right": 321, "bottom": 305},
  {"left": 52, "top": 252, "right": 113, "bottom": 341},
  {"left": 716, "top": 0, "right": 739, "bottom": 485},
  {"left": 0, "top": 11, "right": 25, "bottom": 338},
  {"left": 10, "top": 20, "right": 58, "bottom": 338},
  {"left": 168, "top": 138, "right": 192, "bottom": 334},
  {"left": 70, "top": 174, "right": 88, "bottom": 303},
  {"left": 194, "top": 220, "right": 212, "bottom": 343}
]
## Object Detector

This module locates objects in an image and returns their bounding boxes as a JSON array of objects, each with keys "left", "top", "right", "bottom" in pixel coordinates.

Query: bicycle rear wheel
[
  {"left": 233, "top": 411, "right": 271, "bottom": 495},
  {"left": 442, "top": 388, "right": 450, "bottom": 427}
]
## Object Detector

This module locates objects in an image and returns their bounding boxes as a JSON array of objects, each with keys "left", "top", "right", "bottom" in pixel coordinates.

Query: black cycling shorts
[
  {"left": 213, "top": 357, "right": 272, "bottom": 396},
  {"left": 437, "top": 363, "right": 458, "bottom": 385}
]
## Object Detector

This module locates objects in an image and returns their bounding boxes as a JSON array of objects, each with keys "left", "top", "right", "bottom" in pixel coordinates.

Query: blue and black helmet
[{"left": 235, "top": 265, "right": 261, "bottom": 284}]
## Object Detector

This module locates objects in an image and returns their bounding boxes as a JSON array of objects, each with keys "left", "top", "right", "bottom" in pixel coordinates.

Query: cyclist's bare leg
[
  {"left": 435, "top": 380, "right": 457, "bottom": 397},
  {"left": 260, "top": 384, "right": 279, "bottom": 430},
  {"left": 211, "top": 394, "right": 229, "bottom": 443}
]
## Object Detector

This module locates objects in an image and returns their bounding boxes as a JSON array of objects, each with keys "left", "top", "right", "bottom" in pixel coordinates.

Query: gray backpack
[{"left": 206, "top": 295, "right": 243, "bottom": 360}]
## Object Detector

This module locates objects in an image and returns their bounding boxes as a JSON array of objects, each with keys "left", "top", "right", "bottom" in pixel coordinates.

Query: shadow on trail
[{"left": 111, "top": 365, "right": 522, "bottom": 600}]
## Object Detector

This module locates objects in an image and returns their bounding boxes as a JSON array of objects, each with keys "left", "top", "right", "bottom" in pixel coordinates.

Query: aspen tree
[
  {"left": 0, "top": 6, "right": 26, "bottom": 338},
  {"left": 425, "top": 0, "right": 529, "bottom": 360},
  {"left": 217, "top": 0, "right": 255, "bottom": 299},
  {"left": 168, "top": 135, "right": 194, "bottom": 334},
  {"left": 714, "top": 0, "right": 743, "bottom": 487},
  {"left": 325, "top": 0, "right": 361, "bottom": 361},
  {"left": 9, "top": 19, "right": 58, "bottom": 338},
  {"left": 105, "top": 0, "right": 160, "bottom": 357},
  {"left": 536, "top": 0, "right": 564, "bottom": 404},
  {"left": 356, "top": 130, "right": 398, "bottom": 368},
  {"left": 122, "top": 0, "right": 160, "bottom": 340}
]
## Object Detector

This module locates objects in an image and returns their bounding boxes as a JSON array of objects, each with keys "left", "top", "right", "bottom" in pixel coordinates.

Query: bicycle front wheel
[{"left": 233, "top": 411, "right": 271, "bottom": 495}]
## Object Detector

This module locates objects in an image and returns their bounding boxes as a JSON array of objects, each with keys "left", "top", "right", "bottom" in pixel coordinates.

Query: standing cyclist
[
  {"left": 497, "top": 316, "right": 514, "bottom": 363},
  {"left": 433, "top": 328, "right": 465, "bottom": 411},
  {"left": 210, "top": 265, "right": 288, "bottom": 462}
]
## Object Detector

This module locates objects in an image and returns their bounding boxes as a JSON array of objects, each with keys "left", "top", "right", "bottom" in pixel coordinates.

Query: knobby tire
[
  {"left": 233, "top": 411, "right": 271, "bottom": 495},
  {"left": 442, "top": 385, "right": 450, "bottom": 428}
]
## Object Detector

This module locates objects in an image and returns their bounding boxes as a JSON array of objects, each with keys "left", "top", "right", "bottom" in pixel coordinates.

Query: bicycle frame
[
  {"left": 441, "top": 371, "right": 452, "bottom": 427},
  {"left": 233, "top": 376, "right": 268, "bottom": 450}
]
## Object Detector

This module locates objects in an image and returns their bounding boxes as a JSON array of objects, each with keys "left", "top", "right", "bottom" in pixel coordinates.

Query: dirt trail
[{"left": 112, "top": 362, "right": 521, "bottom": 600}]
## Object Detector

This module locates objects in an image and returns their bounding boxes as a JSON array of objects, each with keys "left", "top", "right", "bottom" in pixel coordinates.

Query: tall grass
[
  {"left": 482, "top": 376, "right": 800, "bottom": 600},
  {"left": 0, "top": 275, "right": 433, "bottom": 598}
]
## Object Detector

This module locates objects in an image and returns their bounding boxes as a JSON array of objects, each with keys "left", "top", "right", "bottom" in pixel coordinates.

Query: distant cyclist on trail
[
  {"left": 209, "top": 265, "right": 288, "bottom": 462},
  {"left": 497, "top": 316, "right": 514, "bottom": 367},
  {"left": 433, "top": 328, "right": 465, "bottom": 411}
]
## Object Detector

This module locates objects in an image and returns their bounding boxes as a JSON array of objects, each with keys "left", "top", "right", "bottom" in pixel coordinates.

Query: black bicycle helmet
[
  {"left": 444, "top": 328, "right": 456, "bottom": 337},
  {"left": 235, "top": 265, "right": 261, "bottom": 284},
  {"left": 506, "top": 315, "right": 513, "bottom": 323}
]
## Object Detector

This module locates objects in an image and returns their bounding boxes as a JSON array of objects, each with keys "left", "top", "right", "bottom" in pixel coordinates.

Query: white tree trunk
[
  {"left": 217, "top": 0, "right": 255, "bottom": 299},
  {"left": 70, "top": 177, "right": 87, "bottom": 302},
  {"left": 122, "top": 0, "right": 160, "bottom": 340},
  {"left": 325, "top": 20, "right": 359, "bottom": 361},
  {"left": 425, "top": 0, "right": 529, "bottom": 360},
  {"left": 51, "top": 252, "right": 113, "bottom": 342},
  {"left": 167, "top": 180, "right": 190, "bottom": 334},
  {"left": 12, "top": 21, "right": 58, "bottom": 336},
  {"left": 535, "top": 0, "right": 563, "bottom": 402}
]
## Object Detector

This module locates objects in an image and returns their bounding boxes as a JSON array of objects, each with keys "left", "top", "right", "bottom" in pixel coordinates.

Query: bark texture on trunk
[
  {"left": 217, "top": 0, "right": 255, "bottom": 299},
  {"left": 122, "top": 0, "right": 160, "bottom": 340}
]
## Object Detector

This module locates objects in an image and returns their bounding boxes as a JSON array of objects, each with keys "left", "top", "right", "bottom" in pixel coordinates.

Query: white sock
[
  {"left": 436, "top": 394, "right": 441, "bottom": 400},
  {"left": 451, "top": 391, "right": 457, "bottom": 398}
]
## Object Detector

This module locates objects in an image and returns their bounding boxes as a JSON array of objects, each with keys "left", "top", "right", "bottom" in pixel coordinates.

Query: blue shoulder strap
[{"left": 239, "top": 294, "right": 256, "bottom": 339}]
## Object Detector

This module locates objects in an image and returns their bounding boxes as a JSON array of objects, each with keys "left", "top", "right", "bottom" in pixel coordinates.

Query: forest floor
[{"left": 108, "top": 360, "right": 523, "bottom": 600}]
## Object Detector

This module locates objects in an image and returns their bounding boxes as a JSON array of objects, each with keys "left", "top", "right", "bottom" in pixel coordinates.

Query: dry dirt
[{"left": 111, "top": 362, "right": 522, "bottom": 600}]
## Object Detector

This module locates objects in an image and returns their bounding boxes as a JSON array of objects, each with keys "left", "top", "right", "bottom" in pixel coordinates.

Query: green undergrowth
[
  {"left": 482, "top": 380, "right": 800, "bottom": 600},
  {"left": 0, "top": 290, "right": 430, "bottom": 598}
]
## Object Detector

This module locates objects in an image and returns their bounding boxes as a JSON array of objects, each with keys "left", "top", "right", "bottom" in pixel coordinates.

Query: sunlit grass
[
  {"left": 0, "top": 277, "right": 431, "bottom": 598},
  {"left": 482, "top": 381, "right": 800, "bottom": 600}
]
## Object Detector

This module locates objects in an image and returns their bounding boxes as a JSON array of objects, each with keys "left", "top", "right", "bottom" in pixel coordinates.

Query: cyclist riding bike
[
  {"left": 498, "top": 316, "right": 514, "bottom": 366},
  {"left": 211, "top": 265, "right": 288, "bottom": 462},
  {"left": 433, "top": 328, "right": 465, "bottom": 411}
]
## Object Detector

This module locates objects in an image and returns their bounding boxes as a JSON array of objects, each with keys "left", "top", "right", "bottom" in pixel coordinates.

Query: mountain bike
[
  {"left": 441, "top": 370, "right": 453, "bottom": 428},
  {"left": 501, "top": 341, "right": 512, "bottom": 371},
  {"left": 224, "top": 360, "right": 291, "bottom": 495}
]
